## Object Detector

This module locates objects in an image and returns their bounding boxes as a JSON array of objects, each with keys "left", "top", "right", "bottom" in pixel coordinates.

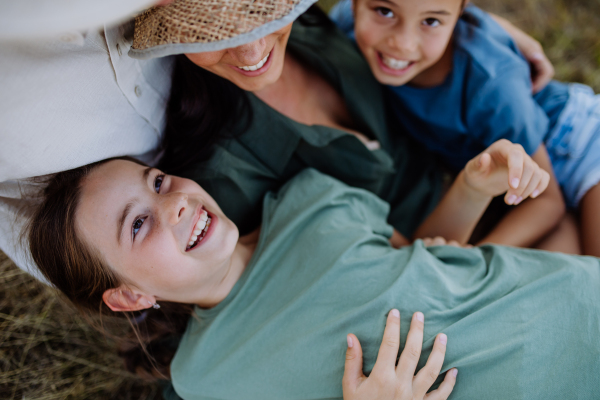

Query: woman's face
[
  {"left": 75, "top": 160, "right": 239, "bottom": 306},
  {"left": 185, "top": 23, "right": 293, "bottom": 92}
]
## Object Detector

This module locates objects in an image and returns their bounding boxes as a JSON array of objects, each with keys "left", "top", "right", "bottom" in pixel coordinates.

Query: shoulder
[{"left": 454, "top": 5, "right": 529, "bottom": 81}]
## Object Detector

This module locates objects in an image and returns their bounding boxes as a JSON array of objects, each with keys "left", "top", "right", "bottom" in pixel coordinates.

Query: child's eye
[
  {"left": 375, "top": 7, "right": 394, "bottom": 18},
  {"left": 422, "top": 18, "right": 440, "bottom": 27},
  {"left": 132, "top": 217, "right": 146, "bottom": 240},
  {"left": 154, "top": 174, "right": 165, "bottom": 193}
]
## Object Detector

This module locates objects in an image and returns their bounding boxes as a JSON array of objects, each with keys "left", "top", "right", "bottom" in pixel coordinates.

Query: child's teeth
[
  {"left": 383, "top": 55, "right": 410, "bottom": 70},
  {"left": 200, "top": 212, "right": 208, "bottom": 221}
]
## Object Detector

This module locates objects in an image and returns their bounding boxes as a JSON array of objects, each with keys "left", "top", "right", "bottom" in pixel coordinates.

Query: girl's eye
[
  {"left": 154, "top": 174, "right": 165, "bottom": 193},
  {"left": 422, "top": 18, "right": 440, "bottom": 27},
  {"left": 375, "top": 7, "right": 394, "bottom": 18},
  {"left": 132, "top": 217, "right": 146, "bottom": 240}
]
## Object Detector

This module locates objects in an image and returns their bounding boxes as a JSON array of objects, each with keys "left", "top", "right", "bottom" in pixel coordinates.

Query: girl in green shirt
[{"left": 26, "top": 139, "right": 592, "bottom": 400}]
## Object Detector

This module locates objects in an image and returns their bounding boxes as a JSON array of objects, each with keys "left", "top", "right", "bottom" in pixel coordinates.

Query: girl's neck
[{"left": 196, "top": 227, "right": 260, "bottom": 309}]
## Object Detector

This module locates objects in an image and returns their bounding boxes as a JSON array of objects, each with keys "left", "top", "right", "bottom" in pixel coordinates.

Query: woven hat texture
[{"left": 130, "top": 0, "right": 316, "bottom": 59}]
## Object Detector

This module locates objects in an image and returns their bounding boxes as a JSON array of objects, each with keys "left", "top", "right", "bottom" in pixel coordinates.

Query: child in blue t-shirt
[{"left": 330, "top": 0, "right": 600, "bottom": 255}]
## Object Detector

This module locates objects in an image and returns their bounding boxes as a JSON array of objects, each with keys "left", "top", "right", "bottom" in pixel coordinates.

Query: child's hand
[
  {"left": 343, "top": 310, "right": 457, "bottom": 400},
  {"left": 463, "top": 139, "right": 550, "bottom": 205}
]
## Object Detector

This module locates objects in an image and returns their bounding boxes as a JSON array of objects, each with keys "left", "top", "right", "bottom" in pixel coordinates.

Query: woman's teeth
[
  {"left": 238, "top": 53, "right": 270, "bottom": 71},
  {"left": 187, "top": 211, "right": 211, "bottom": 249},
  {"left": 382, "top": 55, "right": 411, "bottom": 70}
]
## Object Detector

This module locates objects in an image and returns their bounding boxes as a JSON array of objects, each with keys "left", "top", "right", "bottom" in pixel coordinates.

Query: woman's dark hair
[
  {"left": 159, "top": 4, "right": 332, "bottom": 174},
  {"left": 26, "top": 157, "right": 193, "bottom": 380}
]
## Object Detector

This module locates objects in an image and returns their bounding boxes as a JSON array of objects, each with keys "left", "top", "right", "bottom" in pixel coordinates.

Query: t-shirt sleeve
[
  {"left": 467, "top": 67, "right": 549, "bottom": 155},
  {"left": 264, "top": 169, "right": 394, "bottom": 239}
]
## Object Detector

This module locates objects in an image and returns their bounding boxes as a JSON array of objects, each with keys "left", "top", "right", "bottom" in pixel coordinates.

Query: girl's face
[
  {"left": 353, "top": 0, "right": 462, "bottom": 87},
  {"left": 185, "top": 24, "right": 293, "bottom": 92},
  {"left": 75, "top": 160, "right": 239, "bottom": 307}
]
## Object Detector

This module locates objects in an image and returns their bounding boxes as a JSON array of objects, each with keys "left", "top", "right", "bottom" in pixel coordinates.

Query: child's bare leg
[
  {"left": 580, "top": 183, "right": 600, "bottom": 256},
  {"left": 535, "top": 212, "right": 582, "bottom": 254}
]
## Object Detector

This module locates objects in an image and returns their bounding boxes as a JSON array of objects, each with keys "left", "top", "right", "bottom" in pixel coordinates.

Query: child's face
[
  {"left": 353, "top": 0, "right": 463, "bottom": 87},
  {"left": 76, "top": 160, "right": 239, "bottom": 306}
]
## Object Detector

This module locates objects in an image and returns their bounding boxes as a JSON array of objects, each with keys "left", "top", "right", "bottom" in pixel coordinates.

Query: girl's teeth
[
  {"left": 238, "top": 53, "right": 269, "bottom": 71},
  {"left": 383, "top": 55, "right": 410, "bottom": 70},
  {"left": 200, "top": 213, "right": 208, "bottom": 222}
]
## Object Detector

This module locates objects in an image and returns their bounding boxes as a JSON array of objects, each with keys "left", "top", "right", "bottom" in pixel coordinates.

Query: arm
[
  {"left": 477, "top": 144, "right": 565, "bottom": 247},
  {"left": 413, "top": 140, "right": 550, "bottom": 244},
  {"left": 343, "top": 310, "right": 457, "bottom": 400},
  {"left": 488, "top": 12, "right": 554, "bottom": 93}
]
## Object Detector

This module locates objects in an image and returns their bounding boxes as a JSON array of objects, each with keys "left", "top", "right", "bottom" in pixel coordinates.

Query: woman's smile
[{"left": 231, "top": 51, "right": 273, "bottom": 76}]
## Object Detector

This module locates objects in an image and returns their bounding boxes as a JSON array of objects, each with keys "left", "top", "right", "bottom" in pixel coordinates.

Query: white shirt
[{"left": 0, "top": 22, "right": 173, "bottom": 279}]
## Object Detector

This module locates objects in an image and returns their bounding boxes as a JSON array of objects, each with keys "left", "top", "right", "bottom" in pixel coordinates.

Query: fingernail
[
  {"left": 531, "top": 52, "right": 543, "bottom": 61},
  {"left": 439, "top": 333, "right": 447, "bottom": 345},
  {"left": 347, "top": 335, "right": 353, "bottom": 348},
  {"left": 507, "top": 194, "right": 517, "bottom": 205},
  {"left": 416, "top": 312, "right": 424, "bottom": 322},
  {"left": 531, "top": 189, "right": 539, "bottom": 198},
  {"left": 511, "top": 178, "right": 520, "bottom": 189},
  {"left": 391, "top": 309, "right": 400, "bottom": 318},
  {"left": 515, "top": 196, "right": 523, "bottom": 205},
  {"left": 452, "top": 368, "right": 458, "bottom": 377}
]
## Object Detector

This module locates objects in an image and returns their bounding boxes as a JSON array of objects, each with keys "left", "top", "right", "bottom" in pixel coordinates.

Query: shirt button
[
  {"left": 134, "top": 86, "right": 143, "bottom": 97},
  {"left": 116, "top": 43, "right": 122, "bottom": 56}
]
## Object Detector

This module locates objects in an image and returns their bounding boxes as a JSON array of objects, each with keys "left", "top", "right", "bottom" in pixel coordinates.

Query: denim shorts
[{"left": 545, "top": 83, "right": 600, "bottom": 208}]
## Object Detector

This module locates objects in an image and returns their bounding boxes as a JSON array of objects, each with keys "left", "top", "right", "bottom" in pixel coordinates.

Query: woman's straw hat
[{"left": 129, "top": 0, "right": 318, "bottom": 60}]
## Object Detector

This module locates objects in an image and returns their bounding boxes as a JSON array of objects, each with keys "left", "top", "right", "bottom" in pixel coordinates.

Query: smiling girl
[{"left": 27, "top": 154, "right": 600, "bottom": 399}]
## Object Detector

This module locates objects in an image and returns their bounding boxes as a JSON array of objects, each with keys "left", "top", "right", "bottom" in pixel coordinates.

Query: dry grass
[
  {"left": 1, "top": 1, "right": 598, "bottom": 398},
  {"left": 0, "top": 252, "right": 162, "bottom": 400}
]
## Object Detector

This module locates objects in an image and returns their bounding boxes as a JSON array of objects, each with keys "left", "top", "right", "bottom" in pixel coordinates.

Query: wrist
[{"left": 457, "top": 170, "right": 494, "bottom": 203}]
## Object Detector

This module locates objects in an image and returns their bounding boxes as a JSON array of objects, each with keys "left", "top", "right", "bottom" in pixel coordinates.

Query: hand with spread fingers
[
  {"left": 463, "top": 139, "right": 550, "bottom": 206},
  {"left": 343, "top": 310, "right": 457, "bottom": 400}
]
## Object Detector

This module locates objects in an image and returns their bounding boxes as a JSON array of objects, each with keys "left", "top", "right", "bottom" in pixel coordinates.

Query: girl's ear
[{"left": 102, "top": 286, "right": 153, "bottom": 312}]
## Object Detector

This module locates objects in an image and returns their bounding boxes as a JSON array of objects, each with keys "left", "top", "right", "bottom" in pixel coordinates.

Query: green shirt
[
  {"left": 172, "top": 170, "right": 600, "bottom": 400},
  {"left": 178, "top": 16, "right": 442, "bottom": 237}
]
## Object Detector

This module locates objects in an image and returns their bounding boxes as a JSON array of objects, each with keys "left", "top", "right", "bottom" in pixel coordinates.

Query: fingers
[
  {"left": 396, "top": 312, "right": 424, "bottom": 383},
  {"left": 505, "top": 148, "right": 549, "bottom": 205},
  {"left": 425, "top": 368, "right": 458, "bottom": 400},
  {"left": 529, "top": 52, "right": 554, "bottom": 94},
  {"left": 372, "top": 309, "right": 401, "bottom": 375},
  {"left": 532, "top": 169, "right": 550, "bottom": 198},
  {"left": 423, "top": 237, "right": 447, "bottom": 247},
  {"left": 343, "top": 333, "right": 365, "bottom": 393},
  {"left": 505, "top": 145, "right": 524, "bottom": 194},
  {"left": 413, "top": 333, "right": 448, "bottom": 398}
]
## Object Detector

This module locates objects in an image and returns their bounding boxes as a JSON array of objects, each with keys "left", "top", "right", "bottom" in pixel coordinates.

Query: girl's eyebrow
[
  {"left": 116, "top": 166, "right": 153, "bottom": 245},
  {"left": 422, "top": 10, "right": 451, "bottom": 15},
  {"left": 117, "top": 201, "right": 136, "bottom": 245}
]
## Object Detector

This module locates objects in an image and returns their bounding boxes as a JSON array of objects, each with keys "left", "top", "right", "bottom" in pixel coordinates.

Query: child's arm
[
  {"left": 477, "top": 144, "right": 565, "bottom": 247},
  {"left": 412, "top": 140, "right": 549, "bottom": 244}
]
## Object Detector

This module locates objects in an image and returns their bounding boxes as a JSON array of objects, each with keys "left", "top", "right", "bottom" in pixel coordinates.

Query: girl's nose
[
  {"left": 388, "top": 29, "right": 418, "bottom": 54},
  {"left": 230, "top": 38, "right": 268, "bottom": 66},
  {"left": 160, "top": 192, "right": 188, "bottom": 226}
]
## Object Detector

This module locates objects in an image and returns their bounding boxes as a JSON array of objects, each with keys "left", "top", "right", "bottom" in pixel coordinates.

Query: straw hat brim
[{"left": 128, "top": 0, "right": 318, "bottom": 60}]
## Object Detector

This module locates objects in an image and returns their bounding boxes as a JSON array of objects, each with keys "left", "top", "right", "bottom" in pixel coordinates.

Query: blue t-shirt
[{"left": 330, "top": 2, "right": 569, "bottom": 171}]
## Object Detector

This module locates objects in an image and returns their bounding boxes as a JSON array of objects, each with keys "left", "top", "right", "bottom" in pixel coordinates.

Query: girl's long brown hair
[{"left": 26, "top": 158, "right": 193, "bottom": 380}]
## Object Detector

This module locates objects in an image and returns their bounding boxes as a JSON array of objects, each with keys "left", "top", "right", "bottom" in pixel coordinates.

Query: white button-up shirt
[{"left": 0, "top": 22, "right": 173, "bottom": 279}]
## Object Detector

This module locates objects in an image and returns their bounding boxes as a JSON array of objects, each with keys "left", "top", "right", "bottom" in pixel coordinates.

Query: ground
[{"left": 1, "top": 0, "right": 598, "bottom": 398}]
